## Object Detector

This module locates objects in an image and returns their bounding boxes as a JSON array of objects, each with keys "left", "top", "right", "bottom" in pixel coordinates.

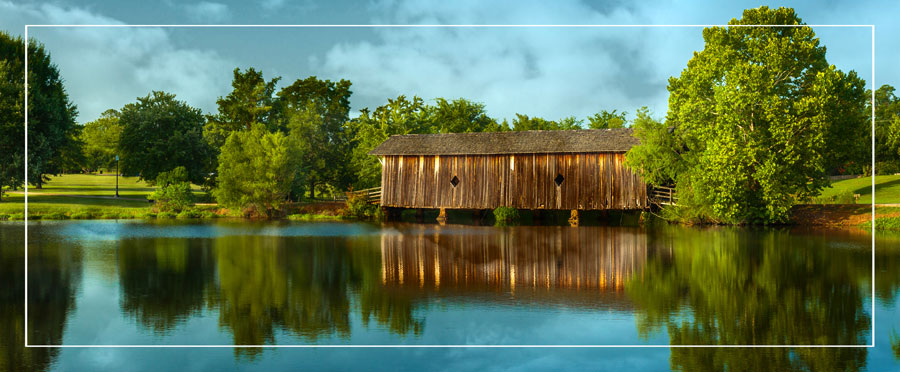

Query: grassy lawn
[
  {"left": 0, "top": 173, "right": 206, "bottom": 218},
  {"left": 817, "top": 175, "right": 900, "bottom": 204}
]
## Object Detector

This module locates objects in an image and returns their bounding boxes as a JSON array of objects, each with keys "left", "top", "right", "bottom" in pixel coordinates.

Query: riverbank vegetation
[{"left": 1, "top": 6, "right": 898, "bottom": 225}]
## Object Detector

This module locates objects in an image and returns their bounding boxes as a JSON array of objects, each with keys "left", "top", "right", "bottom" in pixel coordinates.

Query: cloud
[
  {"left": 0, "top": 1, "right": 235, "bottom": 122},
  {"left": 184, "top": 1, "right": 230, "bottom": 23},
  {"left": 261, "top": 0, "right": 286, "bottom": 11},
  {"left": 316, "top": 0, "right": 684, "bottom": 122}
]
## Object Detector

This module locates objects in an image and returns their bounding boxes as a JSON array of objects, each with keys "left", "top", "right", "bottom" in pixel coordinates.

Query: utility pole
[{"left": 115, "top": 154, "right": 119, "bottom": 198}]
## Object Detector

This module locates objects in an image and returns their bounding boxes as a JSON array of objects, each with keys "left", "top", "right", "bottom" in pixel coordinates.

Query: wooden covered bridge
[{"left": 368, "top": 128, "right": 652, "bottom": 225}]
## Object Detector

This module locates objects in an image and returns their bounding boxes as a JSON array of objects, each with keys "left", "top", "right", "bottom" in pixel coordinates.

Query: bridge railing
[
  {"left": 336, "top": 187, "right": 381, "bottom": 204},
  {"left": 649, "top": 185, "right": 677, "bottom": 206}
]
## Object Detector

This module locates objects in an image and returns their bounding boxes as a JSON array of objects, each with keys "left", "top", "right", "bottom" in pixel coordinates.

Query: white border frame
[{"left": 23, "top": 23, "right": 877, "bottom": 349}]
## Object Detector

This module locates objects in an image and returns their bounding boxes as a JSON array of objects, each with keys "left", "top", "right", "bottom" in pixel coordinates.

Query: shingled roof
[{"left": 368, "top": 128, "right": 639, "bottom": 156}]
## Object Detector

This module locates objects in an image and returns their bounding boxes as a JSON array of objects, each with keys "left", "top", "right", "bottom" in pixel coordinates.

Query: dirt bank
[{"left": 790, "top": 204, "right": 900, "bottom": 226}]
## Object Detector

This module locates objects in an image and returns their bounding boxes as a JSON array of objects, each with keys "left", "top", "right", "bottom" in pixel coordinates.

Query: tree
[
  {"left": 627, "top": 6, "right": 869, "bottom": 224},
  {"left": 587, "top": 109, "right": 628, "bottom": 129},
  {"left": 148, "top": 166, "right": 194, "bottom": 212},
  {"left": 118, "top": 91, "right": 213, "bottom": 185},
  {"left": 511, "top": 114, "right": 582, "bottom": 131},
  {"left": 348, "top": 95, "right": 431, "bottom": 188},
  {"left": 0, "top": 32, "right": 80, "bottom": 191},
  {"left": 214, "top": 126, "right": 298, "bottom": 217},
  {"left": 424, "top": 98, "right": 504, "bottom": 133},
  {"left": 871, "top": 85, "right": 900, "bottom": 172},
  {"left": 279, "top": 76, "right": 353, "bottom": 199},
  {"left": 80, "top": 109, "right": 123, "bottom": 171},
  {"left": 203, "top": 67, "right": 280, "bottom": 150}
]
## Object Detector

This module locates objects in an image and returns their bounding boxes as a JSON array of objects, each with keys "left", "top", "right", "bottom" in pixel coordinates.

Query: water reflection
[
  {"left": 627, "top": 226, "right": 872, "bottom": 370},
  {"left": 3, "top": 221, "right": 900, "bottom": 370},
  {"left": 0, "top": 224, "right": 82, "bottom": 371}
]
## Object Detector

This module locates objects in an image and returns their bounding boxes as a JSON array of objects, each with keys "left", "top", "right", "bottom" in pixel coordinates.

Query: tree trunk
[
  {"left": 308, "top": 178, "right": 316, "bottom": 200},
  {"left": 35, "top": 176, "right": 43, "bottom": 189}
]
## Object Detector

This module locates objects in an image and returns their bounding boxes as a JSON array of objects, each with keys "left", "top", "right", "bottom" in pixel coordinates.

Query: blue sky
[{"left": 0, "top": 0, "right": 896, "bottom": 123}]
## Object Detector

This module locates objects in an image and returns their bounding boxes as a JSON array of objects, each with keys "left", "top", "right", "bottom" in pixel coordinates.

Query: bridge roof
[{"left": 368, "top": 128, "right": 639, "bottom": 156}]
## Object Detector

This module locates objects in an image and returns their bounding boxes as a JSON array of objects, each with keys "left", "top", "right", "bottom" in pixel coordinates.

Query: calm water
[{"left": 1, "top": 220, "right": 899, "bottom": 371}]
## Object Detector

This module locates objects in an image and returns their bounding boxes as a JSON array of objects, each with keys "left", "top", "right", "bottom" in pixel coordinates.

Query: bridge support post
[
  {"left": 533, "top": 209, "right": 543, "bottom": 225},
  {"left": 568, "top": 209, "right": 580, "bottom": 227},
  {"left": 436, "top": 208, "right": 447, "bottom": 225},
  {"left": 416, "top": 208, "right": 425, "bottom": 222}
]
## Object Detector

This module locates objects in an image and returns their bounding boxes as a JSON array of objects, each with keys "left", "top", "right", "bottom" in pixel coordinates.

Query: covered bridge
[{"left": 368, "top": 129, "right": 648, "bottom": 223}]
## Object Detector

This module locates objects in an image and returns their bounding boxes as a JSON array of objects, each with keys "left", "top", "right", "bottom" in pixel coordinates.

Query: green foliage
[
  {"left": 70, "top": 211, "right": 93, "bottom": 219},
  {"left": 204, "top": 67, "right": 281, "bottom": 149},
  {"left": 872, "top": 85, "right": 900, "bottom": 167},
  {"left": 492, "top": 207, "right": 520, "bottom": 225},
  {"left": 587, "top": 109, "right": 628, "bottom": 129},
  {"left": 0, "top": 32, "right": 80, "bottom": 191},
  {"left": 42, "top": 212, "right": 68, "bottom": 220},
  {"left": 280, "top": 76, "right": 354, "bottom": 199},
  {"left": 511, "top": 114, "right": 582, "bottom": 131},
  {"left": 875, "top": 161, "right": 899, "bottom": 176},
  {"left": 118, "top": 91, "right": 213, "bottom": 185},
  {"left": 214, "top": 126, "right": 299, "bottom": 218},
  {"left": 148, "top": 166, "right": 194, "bottom": 212},
  {"left": 157, "top": 211, "right": 176, "bottom": 219},
  {"left": 344, "top": 191, "right": 379, "bottom": 219},
  {"left": 80, "top": 109, "right": 123, "bottom": 171},
  {"left": 860, "top": 216, "right": 900, "bottom": 231},
  {"left": 628, "top": 7, "right": 868, "bottom": 224},
  {"left": 349, "top": 95, "right": 432, "bottom": 188},
  {"left": 424, "top": 98, "right": 505, "bottom": 133},
  {"left": 176, "top": 209, "right": 201, "bottom": 219}
]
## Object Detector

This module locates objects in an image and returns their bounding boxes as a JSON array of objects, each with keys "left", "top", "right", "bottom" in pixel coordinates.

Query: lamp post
[{"left": 115, "top": 154, "right": 119, "bottom": 198}]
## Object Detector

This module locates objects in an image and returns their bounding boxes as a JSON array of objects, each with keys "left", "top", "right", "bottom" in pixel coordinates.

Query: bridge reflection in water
[{"left": 378, "top": 224, "right": 661, "bottom": 308}]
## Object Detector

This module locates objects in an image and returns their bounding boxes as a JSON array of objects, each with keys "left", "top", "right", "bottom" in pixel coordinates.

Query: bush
[
  {"left": 157, "top": 211, "right": 177, "bottom": 219},
  {"left": 875, "top": 161, "right": 900, "bottom": 176},
  {"left": 345, "top": 190, "right": 379, "bottom": 219},
  {"left": 149, "top": 166, "right": 194, "bottom": 212},
  {"left": 100, "top": 212, "right": 120, "bottom": 219},
  {"left": 71, "top": 211, "right": 93, "bottom": 219},
  {"left": 138, "top": 212, "right": 157, "bottom": 219},
  {"left": 0, "top": 214, "right": 9, "bottom": 220},
  {"left": 493, "top": 207, "right": 520, "bottom": 225},
  {"left": 176, "top": 209, "right": 201, "bottom": 219},
  {"left": 43, "top": 212, "right": 68, "bottom": 220},
  {"left": 9, "top": 213, "right": 25, "bottom": 220}
]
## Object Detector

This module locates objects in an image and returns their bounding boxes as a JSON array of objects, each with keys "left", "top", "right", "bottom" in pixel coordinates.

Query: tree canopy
[
  {"left": 118, "top": 91, "right": 213, "bottom": 185},
  {"left": 80, "top": 109, "right": 122, "bottom": 171},
  {"left": 626, "top": 6, "right": 869, "bottom": 224},
  {"left": 587, "top": 109, "right": 628, "bottom": 129}
]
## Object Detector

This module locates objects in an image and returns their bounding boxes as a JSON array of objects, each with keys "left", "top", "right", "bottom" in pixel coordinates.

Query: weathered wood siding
[{"left": 380, "top": 153, "right": 647, "bottom": 210}]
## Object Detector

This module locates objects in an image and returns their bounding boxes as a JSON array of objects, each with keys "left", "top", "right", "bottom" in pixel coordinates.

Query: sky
[{"left": 0, "top": 0, "right": 896, "bottom": 124}]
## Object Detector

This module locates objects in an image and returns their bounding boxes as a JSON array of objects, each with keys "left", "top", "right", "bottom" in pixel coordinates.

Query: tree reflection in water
[
  {"left": 0, "top": 224, "right": 82, "bottom": 371},
  {"left": 626, "top": 226, "right": 873, "bottom": 371}
]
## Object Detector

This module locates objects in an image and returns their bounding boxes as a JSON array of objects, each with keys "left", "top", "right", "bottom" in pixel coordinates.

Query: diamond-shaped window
[
  {"left": 450, "top": 175, "right": 460, "bottom": 187},
  {"left": 554, "top": 173, "right": 565, "bottom": 187}
]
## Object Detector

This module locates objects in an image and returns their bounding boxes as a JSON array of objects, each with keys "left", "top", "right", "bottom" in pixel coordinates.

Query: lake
[{"left": 2, "top": 220, "right": 899, "bottom": 371}]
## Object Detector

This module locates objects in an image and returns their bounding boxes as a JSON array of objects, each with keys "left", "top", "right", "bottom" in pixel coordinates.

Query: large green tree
[
  {"left": 80, "top": 109, "right": 122, "bottom": 171},
  {"left": 214, "top": 125, "right": 298, "bottom": 217},
  {"left": 279, "top": 76, "right": 353, "bottom": 199},
  {"left": 203, "top": 67, "right": 281, "bottom": 151},
  {"left": 423, "top": 98, "right": 504, "bottom": 133},
  {"left": 0, "top": 32, "right": 80, "bottom": 192},
  {"left": 348, "top": 95, "right": 431, "bottom": 188},
  {"left": 118, "top": 91, "right": 213, "bottom": 185},
  {"left": 872, "top": 84, "right": 900, "bottom": 172},
  {"left": 587, "top": 109, "right": 628, "bottom": 129},
  {"left": 627, "top": 7, "right": 868, "bottom": 224}
]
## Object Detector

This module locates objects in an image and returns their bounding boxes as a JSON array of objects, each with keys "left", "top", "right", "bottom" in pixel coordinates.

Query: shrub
[
  {"left": 43, "top": 212, "right": 68, "bottom": 220},
  {"left": 138, "top": 212, "right": 157, "bottom": 219},
  {"left": 71, "top": 211, "right": 93, "bottom": 219},
  {"left": 875, "top": 161, "right": 900, "bottom": 176},
  {"left": 0, "top": 214, "right": 9, "bottom": 220},
  {"left": 493, "top": 207, "right": 520, "bottom": 225},
  {"left": 100, "top": 212, "right": 120, "bottom": 219},
  {"left": 9, "top": 213, "right": 25, "bottom": 220},
  {"left": 149, "top": 166, "right": 194, "bottom": 212},
  {"left": 157, "top": 211, "right": 177, "bottom": 219},
  {"left": 345, "top": 190, "right": 379, "bottom": 219},
  {"left": 176, "top": 209, "right": 201, "bottom": 219}
]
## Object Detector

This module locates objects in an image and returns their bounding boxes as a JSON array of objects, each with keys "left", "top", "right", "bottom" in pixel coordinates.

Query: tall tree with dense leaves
[
  {"left": 587, "top": 109, "right": 628, "bottom": 129},
  {"left": 203, "top": 67, "right": 280, "bottom": 151},
  {"left": 349, "top": 95, "right": 432, "bottom": 188},
  {"left": 424, "top": 98, "right": 504, "bottom": 133},
  {"left": 118, "top": 91, "right": 212, "bottom": 185},
  {"left": 279, "top": 76, "right": 353, "bottom": 199},
  {"left": 0, "top": 32, "right": 80, "bottom": 191},
  {"left": 80, "top": 109, "right": 122, "bottom": 171},
  {"left": 627, "top": 6, "right": 868, "bottom": 224},
  {"left": 214, "top": 125, "right": 298, "bottom": 217},
  {"left": 871, "top": 84, "right": 900, "bottom": 172}
]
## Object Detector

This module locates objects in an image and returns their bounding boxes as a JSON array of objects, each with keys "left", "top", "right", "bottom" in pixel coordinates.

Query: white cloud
[
  {"left": 0, "top": 1, "right": 235, "bottom": 122},
  {"left": 184, "top": 1, "right": 230, "bottom": 23},
  {"left": 317, "top": 0, "right": 679, "bottom": 122}
]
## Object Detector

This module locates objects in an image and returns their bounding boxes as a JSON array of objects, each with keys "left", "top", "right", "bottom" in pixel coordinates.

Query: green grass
[
  {"left": 286, "top": 213, "right": 347, "bottom": 221},
  {"left": 817, "top": 175, "right": 900, "bottom": 204},
  {"left": 860, "top": 216, "right": 900, "bottom": 231},
  {"left": 0, "top": 173, "right": 206, "bottom": 218}
]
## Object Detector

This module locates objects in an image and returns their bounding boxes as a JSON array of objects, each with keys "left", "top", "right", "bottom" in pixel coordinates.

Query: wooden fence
[
  {"left": 336, "top": 187, "right": 381, "bottom": 204},
  {"left": 649, "top": 185, "right": 677, "bottom": 206}
]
